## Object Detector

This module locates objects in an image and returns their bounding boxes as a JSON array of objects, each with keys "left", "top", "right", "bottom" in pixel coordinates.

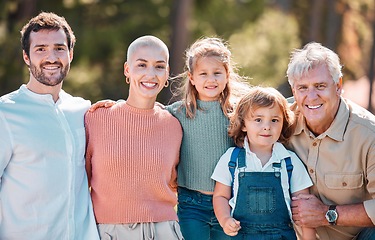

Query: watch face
[{"left": 326, "top": 210, "right": 338, "bottom": 222}]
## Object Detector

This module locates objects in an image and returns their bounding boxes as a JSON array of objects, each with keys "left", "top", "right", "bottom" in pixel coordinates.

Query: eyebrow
[
  {"left": 135, "top": 58, "right": 166, "bottom": 63},
  {"left": 252, "top": 114, "right": 282, "bottom": 118},
  {"left": 33, "top": 43, "right": 67, "bottom": 48}
]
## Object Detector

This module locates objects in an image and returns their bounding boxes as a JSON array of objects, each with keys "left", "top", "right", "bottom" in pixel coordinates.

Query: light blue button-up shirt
[{"left": 0, "top": 85, "right": 99, "bottom": 240}]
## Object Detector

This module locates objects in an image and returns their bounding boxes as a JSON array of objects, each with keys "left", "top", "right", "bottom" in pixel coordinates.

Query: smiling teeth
[
  {"left": 307, "top": 105, "right": 321, "bottom": 109},
  {"left": 44, "top": 66, "right": 59, "bottom": 70},
  {"left": 143, "top": 83, "right": 157, "bottom": 87}
]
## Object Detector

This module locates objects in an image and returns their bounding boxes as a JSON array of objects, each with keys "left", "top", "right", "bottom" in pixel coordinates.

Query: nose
[
  {"left": 45, "top": 50, "right": 58, "bottom": 63},
  {"left": 207, "top": 74, "right": 217, "bottom": 82},
  {"left": 306, "top": 88, "right": 318, "bottom": 99},
  {"left": 145, "top": 67, "right": 157, "bottom": 78},
  {"left": 263, "top": 122, "right": 270, "bottom": 130}
]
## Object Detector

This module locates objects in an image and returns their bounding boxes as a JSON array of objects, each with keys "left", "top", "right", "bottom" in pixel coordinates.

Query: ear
[
  {"left": 23, "top": 50, "right": 30, "bottom": 66},
  {"left": 336, "top": 77, "right": 343, "bottom": 95},
  {"left": 69, "top": 49, "right": 74, "bottom": 62},
  {"left": 123, "top": 62, "right": 129, "bottom": 78},
  {"left": 188, "top": 72, "right": 194, "bottom": 85},
  {"left": 241, "top": 125, "right": 247, "bottom": 132}
]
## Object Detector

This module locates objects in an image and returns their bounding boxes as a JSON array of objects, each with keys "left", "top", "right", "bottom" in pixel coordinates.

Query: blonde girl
[{"left": 167, "top": 37, "right": 250, "bottom": 240}]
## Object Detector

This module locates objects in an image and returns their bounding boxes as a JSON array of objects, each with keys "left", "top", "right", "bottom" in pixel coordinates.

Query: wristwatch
[{"left": 325, "top": 205, "right": 338, "bottom": 225}]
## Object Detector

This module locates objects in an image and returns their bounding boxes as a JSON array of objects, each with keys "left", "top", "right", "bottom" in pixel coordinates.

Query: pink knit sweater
[{"left": 85, "top": 102, "right": 182, "bottom": 224}]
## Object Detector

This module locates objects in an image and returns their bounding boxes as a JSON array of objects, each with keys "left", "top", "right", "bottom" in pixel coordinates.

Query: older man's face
[{"left": 292, "top": 64, "right": 342, "bottom": 135}]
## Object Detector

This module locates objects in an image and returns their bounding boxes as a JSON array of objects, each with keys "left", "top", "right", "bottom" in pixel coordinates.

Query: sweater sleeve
[{"left": 169, "top": 114, "right": 182, "bottom": 192}]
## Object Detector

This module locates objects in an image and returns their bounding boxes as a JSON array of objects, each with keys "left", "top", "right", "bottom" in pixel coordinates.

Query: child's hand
[
  {"left": 89, "top": 99, "right": 117, "bottom": 112},
  {"left": 222, "top": 217, "right": 241, "bottom": 236}
]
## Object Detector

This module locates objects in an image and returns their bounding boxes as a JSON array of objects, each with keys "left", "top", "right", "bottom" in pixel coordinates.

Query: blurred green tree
[{"left": 0, "top": 0, "right": 374, "bottom": 106}]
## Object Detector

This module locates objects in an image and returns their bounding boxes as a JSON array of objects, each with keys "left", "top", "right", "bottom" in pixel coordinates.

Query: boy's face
[
  {"left": 124, "top": 45, "right": 169, "bottom": 103},
  {"left": 242, "top": 104, "right": 283, "bottom": 152}
]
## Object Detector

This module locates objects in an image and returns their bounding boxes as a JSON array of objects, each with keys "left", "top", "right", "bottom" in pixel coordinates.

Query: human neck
[
  {"left": 26, "top": 79, "right": 61, "bottom": 102},
  {"left": 306, "top": 117, "right": 334, "bottom": 136},
  {"left": 250, "top": 145, "right": 272, "bottom": 167},
  {"left": 126, "top": 95, "right": 156, "bottom": 109}
]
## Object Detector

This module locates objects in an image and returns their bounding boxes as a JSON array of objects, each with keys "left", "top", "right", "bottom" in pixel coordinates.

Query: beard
[{"left": 29, "top": 62, "right": 70, "bottom": 87}]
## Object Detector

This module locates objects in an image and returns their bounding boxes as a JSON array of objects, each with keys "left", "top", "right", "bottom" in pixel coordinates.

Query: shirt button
[
  {"left": 342, "top": 182, "right": 347, "bottom": 187},
  {"left": 309, "top": 169, "right": 314, "bottom": 173},
  {"left": 313, "top": 142, "right": 317, "bottom": 146}
]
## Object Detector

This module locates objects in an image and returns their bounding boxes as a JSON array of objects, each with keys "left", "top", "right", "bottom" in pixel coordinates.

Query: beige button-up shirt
[{"left": 287, "top": 98, "right": 375, "bottom": 240}]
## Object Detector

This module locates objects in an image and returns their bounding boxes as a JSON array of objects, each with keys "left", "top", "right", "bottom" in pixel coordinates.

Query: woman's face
[{"left": 124, "top": 45, "right": 169, "bottom": 108}]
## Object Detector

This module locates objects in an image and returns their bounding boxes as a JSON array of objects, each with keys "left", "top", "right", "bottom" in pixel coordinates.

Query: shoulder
[
  {"left": 214, "top": 147, "right": 237, "bottom": 170},
  {"left": 345, "top": 98, "right": 375, "bottom": 132},
  {"left": 0, "top": 88, "right": 23, "bottom": 106},
  {"left": 274, "top": 142, "right": 305, "bottom": 166},
  {"left": 154, "top": 105, "right": 183, "bottom": 138},
  {"left": 0, "top": 88, "right": 30, "bottom": 117},
  {"left": 284, "top": 149, "right": 309, "bottom": 175},
  {"left": 166, "top": 100, "right": 185, "bottom": 113},
  {"left": 84, "top": 103, "right": 119, "bottom": 123},
  {"left": 60, "top": 90, "right": 91, "bottom": 107},
  {"left": 286, "top": 150, "right": 302, "bottom": 164},
  {"left": 155, "top": 104, "right": 181, "bottom": 122}
]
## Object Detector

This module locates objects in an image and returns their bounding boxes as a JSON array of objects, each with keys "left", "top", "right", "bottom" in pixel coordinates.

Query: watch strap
[{"left": 329, "top": 205, "right": 336, "bottom": 211}]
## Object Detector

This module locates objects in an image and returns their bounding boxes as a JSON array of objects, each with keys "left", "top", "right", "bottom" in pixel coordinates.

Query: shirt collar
[
  {"left": 20, "top": 84, "right": 66, "bottom": 105},
  {"left": 293, "top": 98, "right": 349, "bottom": 141},
  {"left": 243, "top": 136, "right": 291, "bottom": 164}
]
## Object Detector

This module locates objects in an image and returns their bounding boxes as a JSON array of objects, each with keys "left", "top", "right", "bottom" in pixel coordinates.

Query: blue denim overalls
[{"left": 231, "top": 154, "right": 296, "bottom": 240}]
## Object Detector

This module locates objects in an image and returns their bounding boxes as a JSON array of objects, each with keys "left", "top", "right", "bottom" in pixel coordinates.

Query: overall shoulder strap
[
  {"left": 228, "top": 147, "right": 245, "bottom": 197},
  {"left": 228, "top": 147, "right": 241, "bottom": 181},
  {"left": 284, "top": 156, "right": 293, "bottom": 186},
  {"left": 273, "top": 156, "right": 293, "bottom": 195}
]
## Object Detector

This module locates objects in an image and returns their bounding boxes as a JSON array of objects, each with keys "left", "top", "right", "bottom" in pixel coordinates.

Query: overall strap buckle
[{"left": 272, "top": 162, "right": 281, "bottom": 178}]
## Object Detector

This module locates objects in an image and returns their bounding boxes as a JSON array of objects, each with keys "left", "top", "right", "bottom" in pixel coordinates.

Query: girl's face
[
  {"left": 242, "top": 104, "right": 284, "bottom": 151},
  {"left": 189, "top": 56, "right": 228, "bottom": 101},
  {"left": 124, "top": 45, "right": 169, "bottom": 108}
]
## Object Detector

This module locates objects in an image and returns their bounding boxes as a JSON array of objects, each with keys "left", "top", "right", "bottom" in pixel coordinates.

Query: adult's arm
[
  {"left": 292, "top": 190, "right": 317, "bottom": 240},
  {"left": 291, "top": 194, "right": 374, "bottom": 228},
  {"left": 0, "top": 112, "right": 12, "bottom": 184},
  {"left": 84, "top": 112, "right": 93, "bottom": 185}
]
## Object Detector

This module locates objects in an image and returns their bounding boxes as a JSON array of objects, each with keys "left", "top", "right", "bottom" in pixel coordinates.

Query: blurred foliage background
[{"left": 0, "top": 0, "right": 374, "bottom": 109}]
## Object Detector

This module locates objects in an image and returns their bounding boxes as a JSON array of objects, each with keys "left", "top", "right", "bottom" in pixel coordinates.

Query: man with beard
[{"left": 0, "top": 12, "right": 99, "bottom": 239}]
